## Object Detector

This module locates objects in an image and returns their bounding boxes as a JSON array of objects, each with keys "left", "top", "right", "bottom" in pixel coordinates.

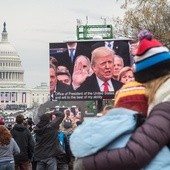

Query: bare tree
[{"left": 114, "top": 0, "right": 170, "bottom": 47}]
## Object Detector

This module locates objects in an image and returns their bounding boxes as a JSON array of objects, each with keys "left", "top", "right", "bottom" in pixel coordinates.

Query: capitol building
[{"left": 0, "top": 22, "right": 49, "bottom": 110}]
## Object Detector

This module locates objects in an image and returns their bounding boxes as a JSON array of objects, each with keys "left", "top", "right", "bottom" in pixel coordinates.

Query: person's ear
[{"left": 91, "top": 64, "right": 95, "bottom": 72}]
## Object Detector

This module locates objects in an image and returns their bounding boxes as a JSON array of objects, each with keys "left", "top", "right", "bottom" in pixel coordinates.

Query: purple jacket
[{"left": 82, "top": 102, "right": 170, "bottom": 170}]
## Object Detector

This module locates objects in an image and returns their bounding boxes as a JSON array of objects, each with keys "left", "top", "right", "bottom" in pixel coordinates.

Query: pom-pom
[{"left": 138, "top": 29, "right": 153, "bottom": 41}]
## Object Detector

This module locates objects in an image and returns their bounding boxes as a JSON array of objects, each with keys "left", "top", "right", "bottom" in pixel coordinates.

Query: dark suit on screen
[
  {"left": 51, "top": 81, "right": 70, "bottom": 101},
  {"left": 75, "top": 73, "right": 123, "bottom": 99},
  {"left": 91, "top": 40, "right": 130, "bottom": 66},
  {"left": 53, "top": 43, "right": 91, "bottom": 75},
  {"left": 57, "top": 80, "right": 70, "bottom": 92}
]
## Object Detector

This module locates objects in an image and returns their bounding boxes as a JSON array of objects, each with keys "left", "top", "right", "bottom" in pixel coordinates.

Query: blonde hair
[
  {"left": 91, "top": 47, "right": 114, "bottom": 66},
  {"left": 118, "top": 66, "right": 134, "bottom": 81},
  {"left": 144, "top": 74, "right": 170, "bottom": 104}
]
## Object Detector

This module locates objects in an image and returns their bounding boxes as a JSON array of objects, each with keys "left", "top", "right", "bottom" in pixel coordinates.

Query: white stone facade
[{"left": 0, "top": 23, "right": 49, "bottom": 109}]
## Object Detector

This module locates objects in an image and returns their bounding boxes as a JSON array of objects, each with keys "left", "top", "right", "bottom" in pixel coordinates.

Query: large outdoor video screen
[{"left": 49, "top": 39, "right": 130, "bottom": 101}]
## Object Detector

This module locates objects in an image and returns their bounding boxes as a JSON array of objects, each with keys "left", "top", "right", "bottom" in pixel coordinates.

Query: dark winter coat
[
  {"left": 11, "top": 124, "right": 34, "bottom": 164},
  {"left": 34, "top": 112, "right": 64, "bottom": 161},
  {"left": 82, "top": 102, "right": 170, "bottom": 170}
]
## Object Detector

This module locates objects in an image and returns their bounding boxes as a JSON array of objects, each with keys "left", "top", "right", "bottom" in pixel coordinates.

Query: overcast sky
[{"left": 0, "top": 0, "right": 125, "bottom": 88}]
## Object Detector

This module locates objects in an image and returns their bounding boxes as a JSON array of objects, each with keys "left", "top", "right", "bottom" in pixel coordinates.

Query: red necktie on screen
[{"left": 103, "top": 82, "right": 109, "bottom": 92}]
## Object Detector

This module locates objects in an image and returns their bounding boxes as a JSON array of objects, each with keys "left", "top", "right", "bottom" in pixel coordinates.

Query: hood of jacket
[
  {"left": 70, "top": 108, "right": 138, "bottom": 157},
  {"left": 13, "top": 124, "right": 27, "bottom": 132}
]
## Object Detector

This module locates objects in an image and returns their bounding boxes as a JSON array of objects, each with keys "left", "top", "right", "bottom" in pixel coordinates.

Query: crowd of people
[
  {"left": 1, "top": 29, "right": 170, "bottom": 170},
  {"left": 0, "top": 105, "right": 83, "bottom": 170}
]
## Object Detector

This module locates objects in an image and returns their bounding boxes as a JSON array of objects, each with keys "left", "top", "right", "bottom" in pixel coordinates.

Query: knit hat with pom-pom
[
  {"left": 134, "top": 30, "right": 170, "bottom": 83},
  {"left": 114, "top": 81, "right": 148, "bottom": 115}
]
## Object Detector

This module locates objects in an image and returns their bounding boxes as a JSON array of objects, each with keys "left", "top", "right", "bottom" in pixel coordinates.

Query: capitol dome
[
  {"left": 0, "top": 43, "right": 18, "bottom": 56},
  {"left": 0, "top": 22, "right": 25, "bottom": 88}
]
